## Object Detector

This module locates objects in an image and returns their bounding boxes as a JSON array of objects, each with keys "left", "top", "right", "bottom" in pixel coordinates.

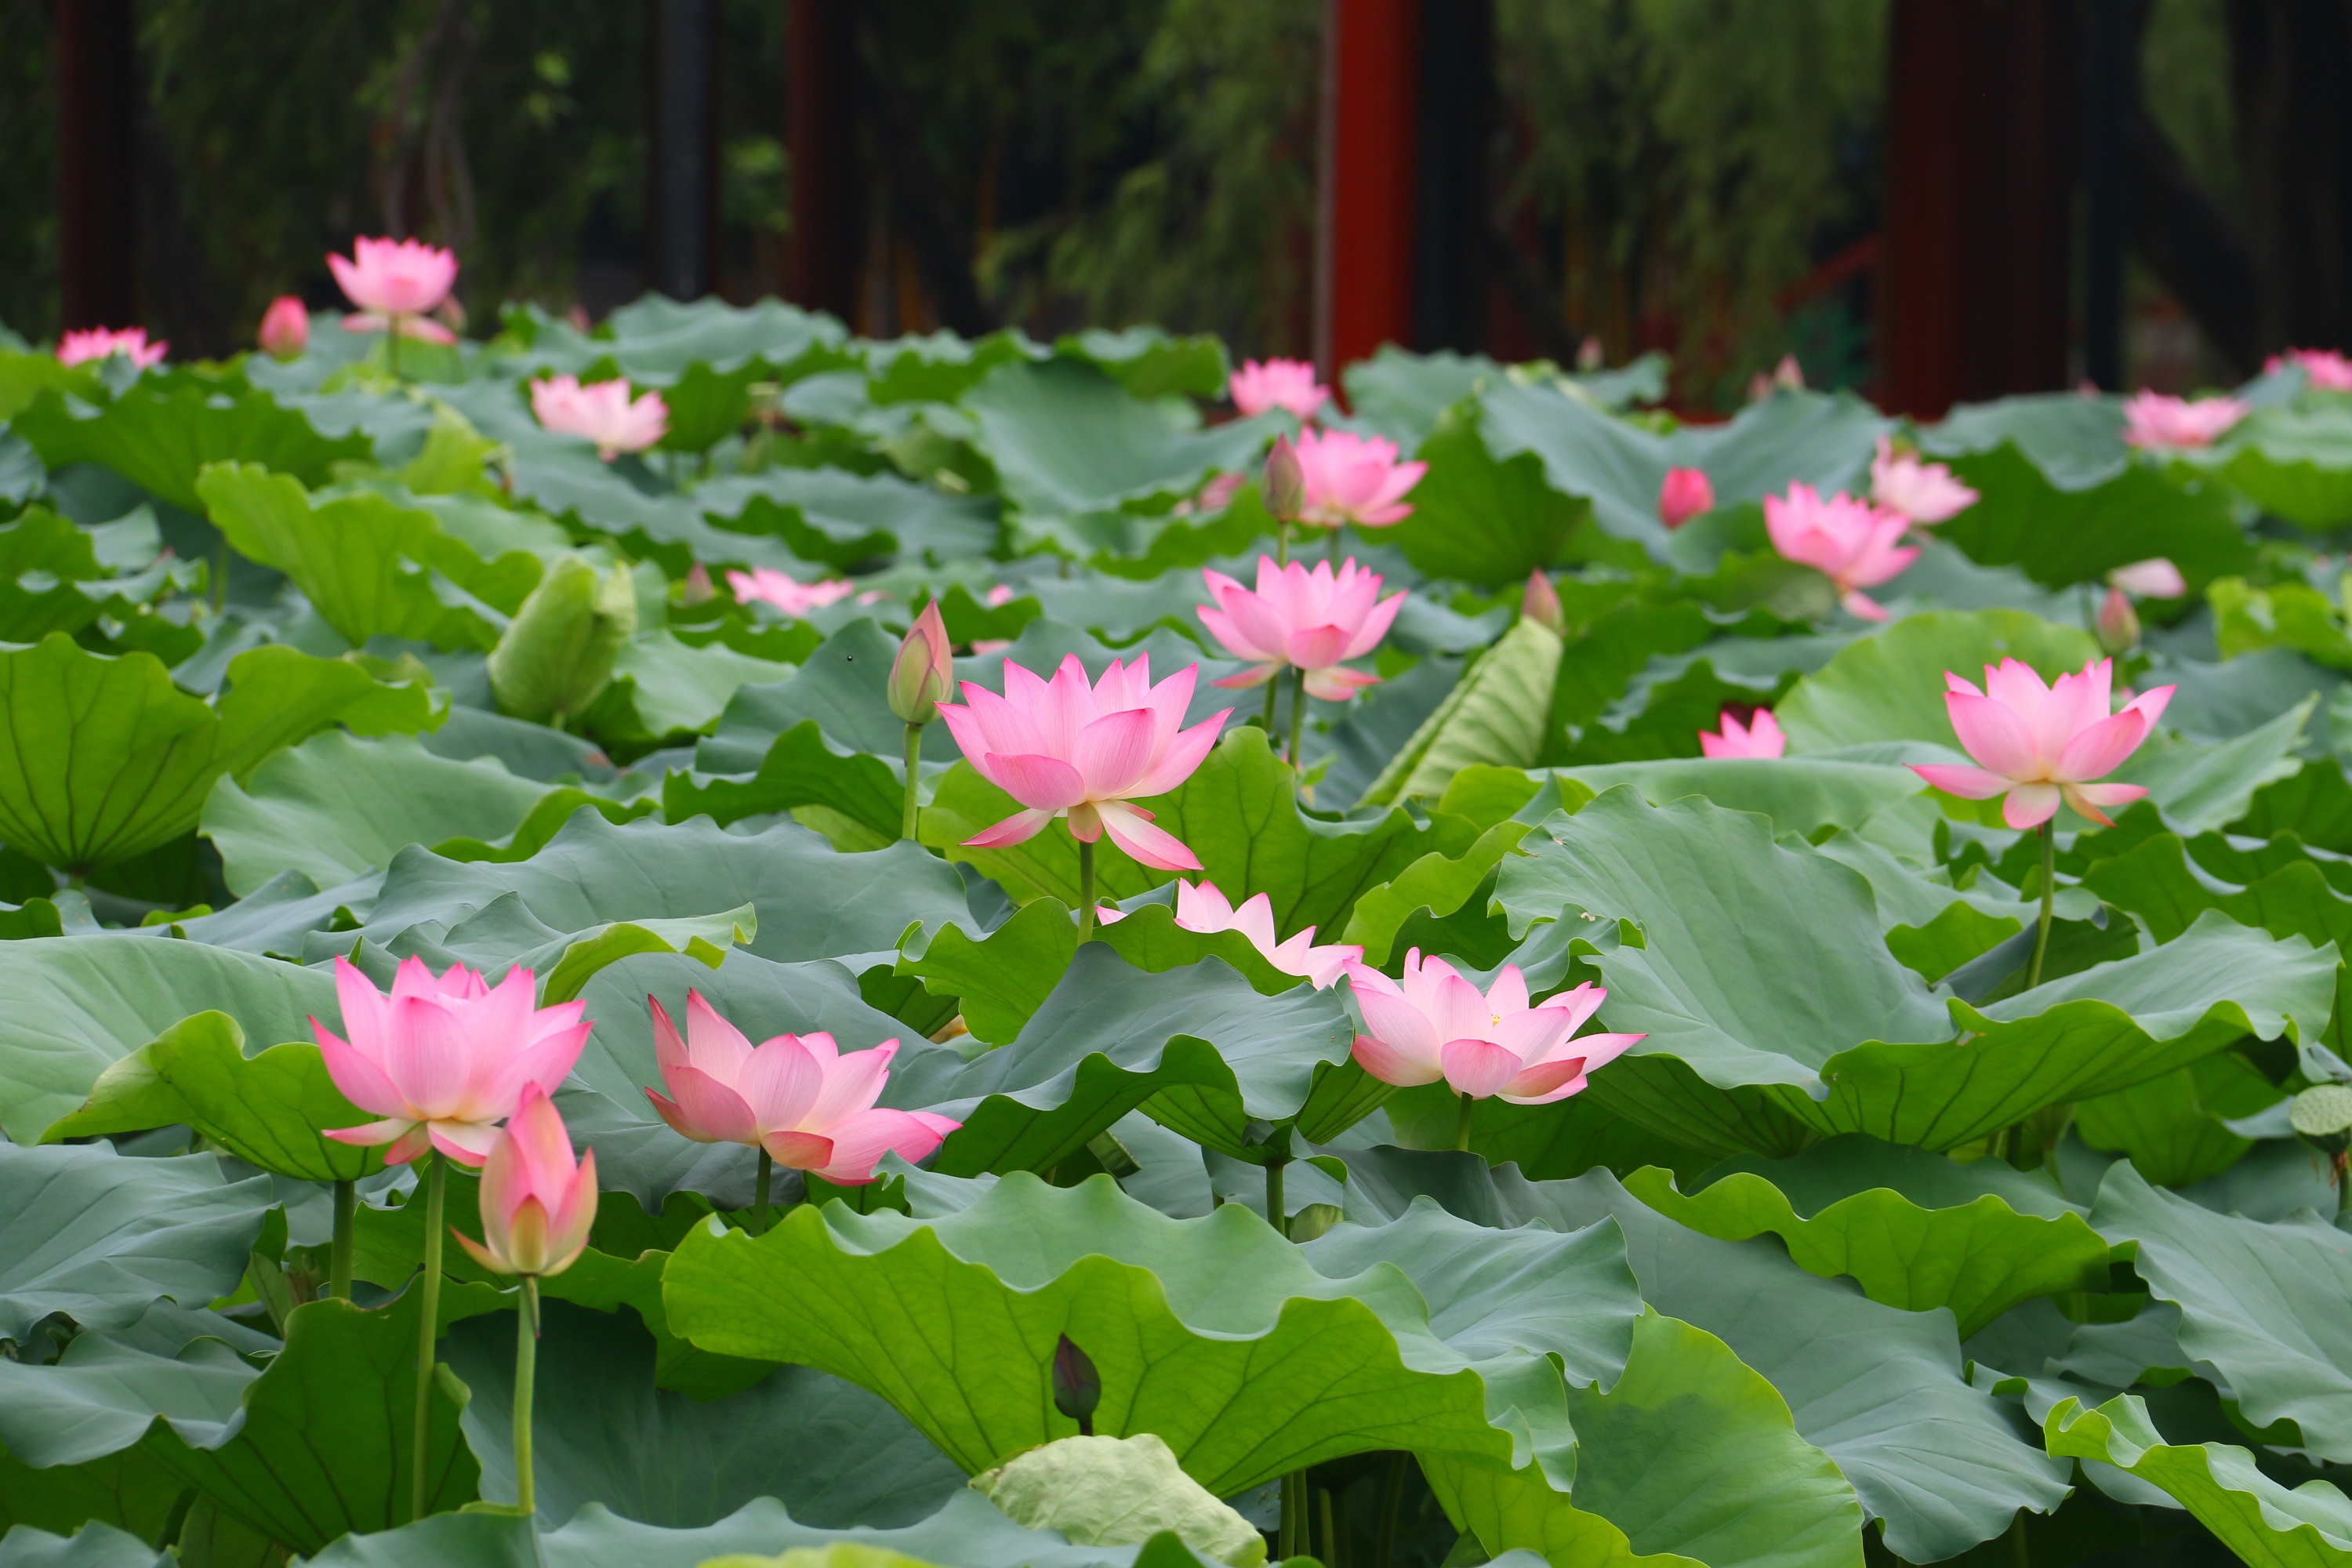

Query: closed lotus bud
[
  {"left": 488, "top": 556, "right": 638, "bottom": 726},
  {"left": 679, "top": 562, "right": 715, "bottom": 607},
  {"left": 1658, "top": 466, "right": 1715, "bottom": 529},
  {"left": 1051, "top": 1334, "right": 1102, "bottom": 1434},
  {"left": 2096, "top": 585, "right": 2140, "bottom": 655},
  {"left": 1522, "top": 569, "right": 1566, "bottom": 636},
  {"left": 258, "top": 296, "right": 309, "bottom": 359},
  {"left": 1263, "top": 434, "right": 1305, "bottom": 523},
  {"left": 889, "top": 600, "right": 954, "bottom": 724}
]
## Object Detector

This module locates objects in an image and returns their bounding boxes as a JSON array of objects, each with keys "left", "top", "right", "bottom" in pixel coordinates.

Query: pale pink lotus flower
[
  {"left": 1295, "top": 428, "right": 1427, "bottom": 528},
  {"left": 643, "top": 991, "right": 960, "bottom": 1185},
  {"left": 2108, "top": 557, "right": 2187, "bottom": 598},
  {"left": 56, "top": 327, "right": 165, "bottom": 368},
  {"left": 1197, "top": 557, "right": 1404, "bottom": 701},
  {"left": 1174, "top": 880, "right": 1361, "bottom": 989},
  {"left": 1698, "top": 707, "right": 1785, "bottom": 759},
  {"left": 257, "top": 297, "right": 309, "bottom": 359},
  {"left": 985, "top": 584, "right": 1018, "bottom": 607},
  {"left": 1658, "top": 467, "right": 1715, "bottom": 529},
  {"left": 935, "top": 653, "right": 1229, "bottom": 871},
  {"left": 1763, "top": 482, "right": 1918, "bottom": 621},
  {"left": 1910, "top": 657, "right": 2175, "bottom": 829},
  {"left": 726, "top": 568, "right": 858, "bottom": 617},
  {"left": 1176, "top": 471, "right": 1247, "bottom": 519},
  {"left": 1345, "top": 951, "right": 1644, "bottom": 1103},
  {"left": 314, "top": 955, "right": 591, "bottom": 1167},
  {"left": 451, "top": 1086, "right": 597, "bottom": 1279},
  {"left": 530, "top": 373, "right": 669, "bottom": 459},
  {"left": 2268, "top": 348, "right": 2352, "bottom": 392},
  {"left": 2121, "top": 390, "right": 2248, "bottom": 450},
  {"left": 328, "top": 237, "right": 460, "bottom": 343},
  {"left": 1229, "top": 358, "right": 1331, "bottom": 422},
  {"left": 1870, "top": 437, "right": 1978, "bottom": 524}
]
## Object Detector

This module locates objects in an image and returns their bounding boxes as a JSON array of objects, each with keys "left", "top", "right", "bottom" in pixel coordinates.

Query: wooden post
[
  {"left": 786, "top": 0, "right": 861, "bottom": 320},
  {"left": 1316, "top": 0, "right": 1421, "bottom": 380},
  {"left": 56, "top": 0, "right": 140, "bottom": 332},
  {"left": 648, "top": 0, "right": 719, "bottom": 301}
]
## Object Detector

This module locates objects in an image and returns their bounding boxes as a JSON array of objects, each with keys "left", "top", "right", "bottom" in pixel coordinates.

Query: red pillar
[
  {"left": 1316, "top": 0, "right": 1421, "bottom": 380},
  {"left": 786, "top": 0, "right": 861, "bottom": 321},
  {"left": 56, "top": 0, "right": 140, "bottom": 332}
]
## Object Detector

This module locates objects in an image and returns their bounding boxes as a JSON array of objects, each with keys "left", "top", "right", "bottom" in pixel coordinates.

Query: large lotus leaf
[
  {"left": 0, "top": 1334, "right": 256, "bottom": 1470},
  {"left": 443, "top": 1298, "right": 965, "bottom": 1529},
  {"left": 40, "top": 1013, "right": 381, "bottom": 1183},
  {"left": 0, "top": 352, "right": 101, "bottom": 423},
  {"left": 882, "top": 946, "right": 1354, "bottom": 1171},
  {"left": 1342, "top": 346, "right": 1495, "bottom": 448},
  {"left": 1338, "top": 818, "right": 1530, "bottom": 970},
  {"left": 201, "top": 730, "right": 555, "bottom": 898},
  {"left": 1386, "top": 403, "right": 1594, "bottom": 586},
  {"left": 1548, "top": 759, "right": 1924, "bottom": 838},
  {"left": 1362, "top": 619, "right": 1563, "bottom": 807},
  {"left": 13, "top": 383, "right": 372, "bottom": 513},
  {"left": 1774, "top": 610, "right": 2100, "bottom": 754},
  {"left": 524, "top": 293, "right": 849, "bottom": 383},
  {"left": 961, "top": 358, "right": 1273, "bottom": 518},
  {"left": 1927, "top": 441, "right": 2252, "bottom": 588},
  {"left": 0, "top": 931, "right": 336, "bottom": 1143},
  {"left": 1921, "top": 393, "right": 2129, "bottom": 488},
  {"left": 2086, "top": 826, "right": 2352, "bottom": 953},
  {"left": 702, "top": 467, "right": 998, "bottom": 568},
  {"left": 0, "top": 1145, "right": 272, "bottom": 1341},
  {"left": 1055, "top": 326, "right": 1229, "bottom": 401},
  {"left": 2045, "top": 1394, "right": 2352, "bottom": 1568},
  {"left": 2212, "top": 398, "right": 2352, "bottom": 528},
  {"left": 1619, "top": 1135, "right": 2108, "bottom": 1336},
  {"left": 2103, "top": 699, "right": 2313, "bottom": 836},
  {"left": 2071, "top": 1051, "right": 2285, "bottom": 1186},
  {"left": 597, "top": 632, "right": 796, "bottom": 741},
  {"left": 0, "top": 1447, "right": 186, "bottom": 1548},
  {"left": 0, "top": 510, "right": 176, "bottom": 644},
  {"left": 665, "top": 720, "right": 905, "bottom": 847},
  {"left": 0, "top": 635, "right": 437, "bottom": 872},
  {"left": 1421, "top": 1309, "right": 1863, "bottom": 1568},
  {"left": 697, "top": 619, "right": 959, "bottom": 768},
  {"left": 2090, "top": 1161, "right": 2352, "bottom": 1463},
  {"left": 664, "top": 1171, "right": 1641, "bottom": 1497},
  {"left": 0, "top": 1522, "right": 171, "bottom": 1567}
]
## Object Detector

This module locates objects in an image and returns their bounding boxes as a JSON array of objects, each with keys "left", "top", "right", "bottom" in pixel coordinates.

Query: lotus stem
[
  {"left": 1265, "top": 1156, "right": 1287, "bottom": 1240},
  {"left": 514, "top": 1276, "right": 539, "bottom": 1517},
  {"left": 1455, "top": 1091, "right": 1475, "bottom": 1152},
  {"left": 1328, "top": 526, "right": 1344, "bottom": 562},
  {"left": 901, "top": 722, "right": 923, "bottom": 841},
  {"left": 211, "top": 543, "right": 227, "bottom": 615},
  {"left": 1275, "top": 520, "right": 1290, "bottom": 567},
  {"left": 2009, "top": 1510, "right": 2031, "bottom": 1568},
  {"left": 329, "top": 1178, "right": 355, "bottom": 1301},
  {"left": 1076, "top": 838, "right": 1097, "bottom": 942},
  {"left": 410, "top": 1152, "right": 448, "bottom": 1522},
  {"left": 1279, "top": 1470, "right": 1305, "bottom": 1559},
  {"left": 2027, "top": 822, "right": 2056, "bottom": 992},
  {"left": 1286, "top": 666, "right": 1308, "bottom": 768},
  {"left": 387, "top": 320, "right": 403, "bottom": 381},
  {"left": 1261, "top": 673, "right": 1280, "bottom": 734},
  {"left": 1375, "top": 1453, "right": 1407, "bottom": 1568},
  {"left": 756, "top": 1149, "right": 773, "bottom": 1236}
]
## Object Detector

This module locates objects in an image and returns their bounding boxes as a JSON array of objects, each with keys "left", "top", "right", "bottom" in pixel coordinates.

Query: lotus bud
[
  {"left": 1522, "top": 569, "right": 1566, "bottom": 635},
  {"left": 1051, "top": 1334, "right": 1102, "bottom": 1435},
  {"left": 488, "top": 556, "right": 638, "bottom": 727},
  {"left": 258, "top": 296, "right": 309, "bottom": 359},
  {"left": 1658, "top": 466, "right": 1715, "bottom": 529},
  {"left": 680, "top": 562, "right": 715, "bottom": 606},
  {"left": 1263, "top": 434, "right": 1305, "bottom": 523},
  {"left": 888, "top": 600, "right": 954, "bottom": 724},
  {"left": 2096, "top": 586, "right": 2140, "bottom": 655},
  {"left": 1576, "top": 335, "right": 1605, "bottom": 372}
]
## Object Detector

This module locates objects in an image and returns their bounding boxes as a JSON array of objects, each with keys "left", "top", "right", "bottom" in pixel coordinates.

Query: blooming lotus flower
[
  {"left": 2108, "top": 557, "right": 2187, "bottom": 598},
  {"left": 1910, "top": 657, "right": 2175, "bottom": 829},
  {"left": 936, "top": 653, "right": 1229, "bottom": 871},
  {"left": 727, "top": 568, "right": 857, "bottom": 617},
  {"left": 985, "top": 584, "right": 1019, "bottom": 608},
  {"left": 258, "top": 296, "right": 308, "bottom": 359},
  {"left": 1699, "top": 707, "right": 1785, "bottom": 759},
  {"left": 530, "top": 374, "right": 669, "bottom": 458},
  {"left": 328, "top": 237, "right": 459, "bottom": 343},
  {"left": 1174, "top": 880, "right": 1360, "bottom": 989},
  {"left": 1658, "top": 467, "right": 1715, "bottom": 529},
  {"left": 1295, "top": 429, "right": 1427, "bottom": 528},
  {"left": 56, "top": 327, "right": 165, "bottom": 368},
  {"left": 452, "top": 1087, "right": 597, "bottom": 1278},
  {"left": 1763, "top": 483, "right": 1918, "bottom": 621},
  {"left": 2121, "top": 390, "right": 2248, "bottom": 450},
  {"left": 1346, "top": 951, "right": 1644, "bottom": 1103},
  {"left": 2268, "top": 348, "right": 2352, "bottom": 392},
  {"left": 1229, "top": 358, "right": 1330, "bottom": 422},
  {"left": 1870, "top": 437, "right": 1978, "bottom": 524},
  {"left": 1197, "top": 557, "right": 1404, "bottom": 700},
  {"left": 643, "top": 992, "right": 960, "bottom": 1185},
  {"left": 314, "top": 956, "right": 592, "bottom": 1166}
]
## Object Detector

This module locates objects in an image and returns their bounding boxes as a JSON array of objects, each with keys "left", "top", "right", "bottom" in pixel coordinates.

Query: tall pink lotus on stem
[
  {"left": 2121, "top": 390, "right": 2248, "bottom": 449},
  {"left": 644, "top": 991, "right": 960, "bottom": 1192},
  {"left": 1909, "top": 657, "right": 2174, "bottom": 830},
  {"left": 452, "top": 1086, "right": 597, "bottom": 1280},
  {"left": 56, "top": 327, "right": 165, "bottom": 368},
  {"left": 531, "top": 374, "right": 670, "bottom": 458},
  {"left": 328, "top": 237, "right": 459, "bottom": 343},
  {"left": 1347, "top": 952, "right": 1644, "bottom": 1149},
  {"left": 1762, "top": 482, "right": 1917, "bottom": 621},
  {"left": 1174, "top": 880, "right": 1360, "bottom": 989},
  {"left": 1699, "top": 707, "right": 1785, "bottom": 759},
  {"left": 2270, "top": 348, "right": 2352, "bottom": 392},
  {"left": 1658, "top": 467, "right": 1714, "bottom": 528},
  {"left": 726, "top": 568, "right": 857, "bottom": 617},
  {"left": 1295, "top": 429, "right": 1427, "bottom": 529},
  {"left": 257, "top": 297, "right": 309, "bottom": 359},
  {"left": 1198, "top": 557, "right": 1404, "bottom": 700},
  {"left": 1229, "top": 358, "right": 1330, "bottom": 422},
  {"left": 1870, "top": 437, "right": 1978, "bottom": 524}
]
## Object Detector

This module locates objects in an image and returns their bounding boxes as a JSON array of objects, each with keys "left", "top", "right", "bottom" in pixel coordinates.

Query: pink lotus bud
[
  {"left": 2107, "top": 557, "right": 2187, "bottom": 599},
  {"left": 2096, "top": 587, "right": 2141, "bottom": 655},
  {"left": 1522, "top": 570, "right": 1565, "bottom": 636},
  {"left": 1658, "top": 468, "right": 1715, "bottom": 529},
  {"left": 1263, "top": 435, "right": 1305, "bottom": 523},
  {"left": 451, "top": 1086, "right": 597, "bottom": 1279},
  {"left": 1346, "top": 951, "right": 1644, "bottom": 1103},
  {"left": 1174, "top": 880, "right": 1360, "bottom": 988},
  {"left": 258, "top": 297, "right": 309, "bottom": 359},
  {"left": 1197, "top": 556, "right": 1403, "bottom": 702},
  {"left": 1294, "top": 428, "right": 1425, "bottom": 528},
  {"left": 1911, "top": 657, "right": 2175, "bottom": 828},
  {"left": 889, "top": 600, "right": 955, "bottom": 724},
  {"left": 1699, "top": 707, "right": 1785, "bottom": 759},
  {"left": 1763, "top": 483, "right": 1917, "bottom": 621},
  {"left": 1576, "top": 336, "right": 1605, "bottom": 372},
  {"left": 680, "top": 563, "right": 715, "bottom": 606}
]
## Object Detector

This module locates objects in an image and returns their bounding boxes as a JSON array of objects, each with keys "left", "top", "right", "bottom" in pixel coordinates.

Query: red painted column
[
  {"left": 1316, "top": 0, "right": 1421, "bottom": 380},
  {"left": 786, "top": 0, "right": 861, "bottom": 321},
  {"left": 56, "top": 0, "right": 140, "bottom": 332}
]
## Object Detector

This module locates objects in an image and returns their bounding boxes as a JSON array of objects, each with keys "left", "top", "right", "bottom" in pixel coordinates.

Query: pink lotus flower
[
  {"left": 2268, "top": 348, "right": 2352, "bottom": 392},
  {"left": 726, "top": 568, "right": 858, "bottom": 617},
  {"left": 985, "top": 584, "right": 1019, "bottom": 608},
  {"left": 1229, "top": 358, "right": 1330, "bottom": 422},
  {"left": 530, "top": 374, "right": 669, "bottom": 458},
  {"left": 643, "top": 992, "right": 960, "bottom": 1185},
  {"left": 1197, "top": 557, "right": 1404, "bottom": 700},
  {"left": 328, "top": 237, "right": 460, "bottom": 343},
  {"left": 2121, "top": 390, "right": 2248, "bottom": 450},
  {"left": 56, "top": 327, "right": 165, "bottom": 368},
  {"left": 1870, "top": 437, "right": 1978, "bottom": 524},
  {"left": 1763, "top": 482, "right": 1918, "bottom": 621},
  {"left": 1699, "top": 707, "right": 1785, "bottom": 759},
  {"left": 1658, "top": 467, "right": 1715, "bottom": 529},
  {"left": 1346, "top": 951, "right": 1643, "bottom": 1103},
  {"left": 888, "top": 600, "right": 954, "bottom": 724},
  {"left": 936, "top": 653, "right": 1229, "bottom": 871},
  {"left": 1174, "top": 880, "right": 1360, "bottom": 989},
  {"left": 2108, "top": 557, "right": 2187, "bottom": 598},
  {"left": 452, "top": 1086, "right": 597, "bottom": 1278},
  {"left": 314, "top": 956, "right": 591, "bottom": 1167},
  {"left": 1295, "top": 429, "right": 1426, "bottom": 529},
  {"left": 1910, "top": 657, "right": 2175, "bottom": 829},
  {"left": 258, "top": 297, "right": 309, "bottom": 359}
]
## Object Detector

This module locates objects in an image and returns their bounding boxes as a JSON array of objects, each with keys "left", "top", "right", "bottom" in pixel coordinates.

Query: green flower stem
[
  {"left": 1076, "top": 837, "right": 1098, "bottom": 942},
  {"left": 1286, "top": 666, "right": 1308, "bottom": 768},
  {"left": 329, "top": 1178, "right": 355, "bottom": 1301},
  {"left": 410, "top": 1152, "right": 448, "bottom": 1523},
  {"left": 387, "top": 321, "right": 403, "bottom": 381},
  {"left": 1328, "top": 525, "right": 1345, "bottom": 562},
  {"left": 901, "top": 722, "right": 923, "bottom": 841},
  {"left": 1275, "top": 520, "right": 1290, "bottom": 567},
  {"left": 1279, "top": 1469, "right": 1306, "bottom": 1559},
  {"left": 1260, "top": 673, "right": 1280, "bottom": 734},
  {"left": 1375, "top": 1452, "right": 1408, "bottom": 1568},
  {"left": 2028, "top": 822, "right": 2056, "bottom": 992},
  {"left": 1265, "top": 1156, "right": 1287, "bottom": 1240},
  {"left": 756, "top": 1149, "right": 773, "bottom": 1236},
  {"left": 514, "top": 1276, "right": 540, "bottom": 1517},
  {"left": 1454, "top": 1091, "right": 1476, "bottom": 1153},
  {"left": 1318, "top": 1485, "right": 1338, "bottom": 1561}
]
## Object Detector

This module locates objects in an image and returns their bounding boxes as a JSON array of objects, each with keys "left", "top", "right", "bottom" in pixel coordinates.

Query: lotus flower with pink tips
[
  {"left": 936, "top": 653, "right": 1229, "bottom": 872},
  {"left": 314, "top": 955, "right": 591, "bottom": 1166},
  {"left": 1870, "top": 437, "right": 1978, "bottom": 524},
  {"left": 1763, "top": 482, "right": 1917, "bottom": 621},
  {"left": 2270, "top": 348, "right": 2352, "bottom": 392},
  {"left": 1197, "top": 557, "right": 1404, "bottom": 700},
  {"left": 1910, "top": 657, "right": 2175, "bottom": 829},
  {"left": 1229, "top": 358, "right": 1330, "bottom": 422},
  {"left": 452, "top": 1086, "right": 597, "bottom": 1279},
  {"left": 56, "top": 327, "right": 165, "bottom": 368},
  {"left": 258, "top": 296, "right": 309, "bottom": 359},
  {"left": 1345, "top": 951, "right": 1643, "bottom": 1104},
  {"left": 1294, "top": 428, "right": 1427, "bottom": 529},
  {"left": 726, "top": 568, "right": 857, "bottom": 617},
  {"left": 328, "top": 237, "right": 460, "bottom": 343},
  {"left": 531, "top": 374, "right": 670, "bottom": 458},
  {"left": 1699, "top": 707, "right": 1785, "bottom": 759},
  {"left": 1174, "top": 880, "right": 1360, "bottom": 989},
  {"left": 1658, "top": 466, "right": 1714, "bottom": 528},
  {"left": 2121, "top": 390, "right": 2248, "bottom": 450},
  {"left": 643, "top": 992, "right": 960, "bottom": 1185}
]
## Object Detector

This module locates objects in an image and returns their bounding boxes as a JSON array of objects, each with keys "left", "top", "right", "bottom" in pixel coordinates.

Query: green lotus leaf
[
  {"left": 1929, "top": 440, "right": 2252, "bottom": 588},
  {"left": 2213, "top": 398, "right": 2352, "bottom": 528},
  {"left": 972, "top": 1433, "right": 1264, "bottom": 1566},
  {"left": 0, "top": 1450, "right": 186, "bottom": 1549},
  {"left": 663, "top": 719, "right": 905, "bottom": 848},
  {"left": 1774, "top": 609, "right": 2098, "bottom": 755},
  {"left": 696, "top": 620, "right": 956, "bottom": 768},
  {"left": 0, "top": 1520, "right": 171, "bottom": 1567},
  {"left": 1340, "top": 818, "right": 1530, "bottom": 970},
  {"left": 13, "top": 383, "right": 371, "bottom": 514},
  {"left": 1548, "top": 759, "right": 1925, "bottom": 839},
  {"left": 0, "top": 351, "right": 101, "bottom": 422},
  {"left": 1361, "top": 618, "right": 1564, "bottom": 807},
  {"left": 489, "top": 556, "right": 639, "bottom": 727},
  {"left": 961, "top": 358, "right": 1271, "bottom": 519},
  {"left": 703, "top": 466, "right": 998, "bottom": 568},
  {"left": 2103, "top": 699, "right": 2314, "bottom": 835},
  {"left": 593, "top": 632, "right": 797, "bottom": 742},
  {"left": 2072, "top": 1051, "right": 2286, "bottom": 1187},
  {"left": 0, "top": 509, "right": 182, "bottom": 645},
  {"left": 2086, "top": 826, "right": 2352, "bottom": 950},
  {"left": 1387, "top": 401, "right": 1595, "bottom": 587}
]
